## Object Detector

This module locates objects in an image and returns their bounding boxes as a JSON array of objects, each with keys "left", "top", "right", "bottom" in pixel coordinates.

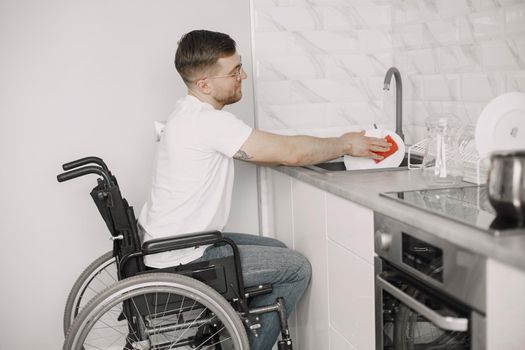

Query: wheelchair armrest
[{"left": 142, "top": 230, "right": 223, "bottom": 255}]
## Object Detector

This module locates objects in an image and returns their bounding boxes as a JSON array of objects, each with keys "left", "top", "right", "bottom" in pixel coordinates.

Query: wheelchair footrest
[{"left": 244, "top": 283, "right": 272, "bottom": 299}]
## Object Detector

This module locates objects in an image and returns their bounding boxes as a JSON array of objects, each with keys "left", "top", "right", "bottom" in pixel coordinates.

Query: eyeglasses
[{"left": 205, "top": 65, "right": 244, "bottom": 81}]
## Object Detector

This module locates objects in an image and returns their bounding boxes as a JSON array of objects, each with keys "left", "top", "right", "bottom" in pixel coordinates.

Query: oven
[{"left": 374, "top": 213, "right": 486, "bottom": 350}]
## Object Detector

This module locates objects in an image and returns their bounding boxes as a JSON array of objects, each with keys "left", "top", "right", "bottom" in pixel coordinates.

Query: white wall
[{"left": 0, "top": 0, "right": 256, "bottom": 348}]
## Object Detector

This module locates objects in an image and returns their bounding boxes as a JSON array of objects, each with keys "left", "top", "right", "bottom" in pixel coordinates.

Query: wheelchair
[{"left": 58, "top": 156, "right": 294, "bottom": 350}]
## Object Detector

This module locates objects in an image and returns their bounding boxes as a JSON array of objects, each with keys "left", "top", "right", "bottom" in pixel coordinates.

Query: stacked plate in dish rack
[
  {"left": 468, "top": 92, "right": 525, "bottom": 184},
  {"left": 475, "top": 92, "right": 525, "bottom": 158}
]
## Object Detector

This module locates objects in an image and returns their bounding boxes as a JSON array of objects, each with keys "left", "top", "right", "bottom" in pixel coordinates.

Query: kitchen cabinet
[
  {"left": 267, "top": 169, "right": 294, "bottom": 249},
  {"left": 267, "top": 169, "right": 375, "bottom": 350},
  {"left": 267, "top": 166, "right": 525, "bottom": 350},
  {"left": 486, "top": 259, "right": 525, "bottom": 350},
  {"left": 292, "top": 179, "right": 330, "bottom": 350},
  {"left": 327, "top": 240, "right": 374, "bottom": 350},
  {"left": 326, "top": 192, "right": 374, "bottom": 264},
  {"left": 326, "top": 192, "right": 375, "bottom": 349},
  {"left": 330, "top": 327, "right": 357, "bottom": 350}
]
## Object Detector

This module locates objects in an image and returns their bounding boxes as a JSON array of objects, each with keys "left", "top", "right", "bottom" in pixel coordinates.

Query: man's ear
[{"left": 194, "top": 78, "right": 211, "bottom": 95}]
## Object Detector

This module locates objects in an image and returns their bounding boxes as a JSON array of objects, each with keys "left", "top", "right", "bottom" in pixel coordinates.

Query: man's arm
[{"left": 234, "top": 129, "right": 391, "bottom": 166}]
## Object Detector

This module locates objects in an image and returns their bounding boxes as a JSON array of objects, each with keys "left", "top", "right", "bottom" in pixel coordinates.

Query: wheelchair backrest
[
  {"left": 57, "top": 157, "right": 145, "bottom": 278},
  {"left": 90, "top": 181, "right": 144, "bottom": 278}
]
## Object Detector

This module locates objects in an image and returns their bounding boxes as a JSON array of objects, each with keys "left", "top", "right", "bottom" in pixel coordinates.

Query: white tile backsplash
[
  {"left": 508, "top": 36, "right": 525, "bottom": 64},
  {"left": 406, "top": 101, "right": 443, "bottom": 124},
  {"left": 481, "top": 40, "right": 523, "bottom": 70},
  {"left": 301, "top": 79, "right": 368, "bottom": 102},
  {"left": 433, "top": 0, "right": 474, "bottom": 18},
  {"left": 402, "top": 0, "right": 441, "bottom": 24},
  {"left": 405, "top": 49, "right": 438, "bottom": 74},
  {"left": 393, "top": 23, "right": 428, "bottom": 49},
  {"left": 254, "top": 32, "right": 292, "bottom": 54},
  {"left": 504, "top": 4, "right": 525, "bottom": 35},
  {"left": 358, "top": 29, "right": 392, "bottom": 52},
  {"left": 421, "top": 74, "right": 461, "bottom": 101},
  {"left": 472, "top": 11, "right": 504, "bottom": 39},
  {"left": 325, "top": 53, "right": 391, "bottom": 78},
  {"left": 257, "top": 81, "right": 294, "bottom": 104},
  {"left": 463, "top": 102, "right": 488, "bottom": 123},
  {"left": 257, "top": 55, "right": 324, "bottom": 81},
  {"left": 441, "top": 101, "right": 472, "bottom": 122},
  {"left": 322, "top": 6, "right": 364, "bottom": 30},
  {"left": 438, "top": 45, "right": 483, "bottom": 73},
  {"left": 266, "top": 103, "right": 330, "bottom": 128},
  {"left": 328, "top": 101, "right": 388, "bottom": 125},
  {"left": 482, "top": 0, "right": 525, "bottom": 9},
  {"left": 290, "top": 80, "right": 331, "bottom": 103},
  {"left": 255, "top": 6, "right": 322, "bottom": 31},
  {"left": 507, "top": 70, "right": 525, "bottom": 90},
  {"left": 353, "top": 4, "right": 392, "bottom": 28},
  {"left": 392, "top": 0, "right": 525, "bottom": 143},
  {"left": 252, "top": 0, "right": 525, "bottom": 145},
  {"left": 299, "top": 30, "right": 360, "bottom": 53},
  {"left": 461, "top": 72, "right": 506, "bottom": 101},
  {"left": 426, "top": 19, "right": 460, "bottom": 46}
]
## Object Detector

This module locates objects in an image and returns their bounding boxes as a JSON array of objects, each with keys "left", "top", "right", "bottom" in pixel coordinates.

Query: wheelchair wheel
[
  {"left": 64, "top": 272, "right": 249, "bottom": 350},
  {"left": 63, "top": 251, "right": 117, "bottom": 334}
]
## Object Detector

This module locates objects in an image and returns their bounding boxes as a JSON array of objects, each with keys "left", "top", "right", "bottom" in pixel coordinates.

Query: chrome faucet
[{"left": 383, "top": 67, "right": 404, "bottom": 141}]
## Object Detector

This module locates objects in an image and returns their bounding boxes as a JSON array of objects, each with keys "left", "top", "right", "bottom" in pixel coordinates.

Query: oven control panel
[{"left": 402, "top": 233, "right": 443, "bottom": 282}]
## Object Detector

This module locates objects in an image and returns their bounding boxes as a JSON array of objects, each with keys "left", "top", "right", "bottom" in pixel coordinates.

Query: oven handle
[{"left": 377, "top": 274, "right": 468, "bottom": 332}]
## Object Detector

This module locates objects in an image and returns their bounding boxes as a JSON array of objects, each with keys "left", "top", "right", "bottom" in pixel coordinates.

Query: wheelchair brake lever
[
  {"left": 229, "top": 283, "right": 261, "bottom": 336},
  {"left": 243, "top": 315, "right": 261, "bottom": 337}
]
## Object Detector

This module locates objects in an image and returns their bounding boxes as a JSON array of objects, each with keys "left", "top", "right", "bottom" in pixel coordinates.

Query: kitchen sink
[{"left": 303, "top": 153, "right": 423, "bottom": 174}]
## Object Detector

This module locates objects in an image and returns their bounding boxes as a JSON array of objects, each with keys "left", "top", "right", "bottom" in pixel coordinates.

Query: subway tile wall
[
  {"left": 252, "top": 0, "right": 394, "bottom": 137},
  {"left": 251, "top": 0, "right": 525, "bottom": 144},
  {"left": 392, "top": 0, "right": 525, "bottom": 144}
]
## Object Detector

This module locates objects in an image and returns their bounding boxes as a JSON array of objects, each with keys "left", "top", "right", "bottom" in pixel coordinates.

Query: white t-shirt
[{"left": 138, "top": 95, "right": 253, "bottom": 268}]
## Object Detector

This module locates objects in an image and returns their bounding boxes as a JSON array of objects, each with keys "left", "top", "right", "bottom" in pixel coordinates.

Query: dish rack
[
  {"left": 407, "top": 138, "right": 489, "bottom": 185},
  {"left": 407, "top": 139, "right": 429, "bottom": 169}
]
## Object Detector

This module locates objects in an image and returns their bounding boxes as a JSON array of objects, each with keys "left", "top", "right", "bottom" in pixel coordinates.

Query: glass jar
[{"left": 422, "top": 115, "right": 464, "bottom": 186}]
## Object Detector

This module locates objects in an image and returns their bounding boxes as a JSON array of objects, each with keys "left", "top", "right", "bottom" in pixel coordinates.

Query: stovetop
[{"left": 381, "top": 185, "right": 525, "bottom": 237}]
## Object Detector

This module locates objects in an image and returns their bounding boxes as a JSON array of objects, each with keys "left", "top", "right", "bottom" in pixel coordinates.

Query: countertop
[{"left": 274, "top": 165, "right": 525, "bottom": 272}]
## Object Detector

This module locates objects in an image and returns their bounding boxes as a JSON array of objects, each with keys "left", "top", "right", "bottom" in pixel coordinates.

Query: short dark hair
[{"left": 175, "top": 30, "right": 237, "bottom": 84}]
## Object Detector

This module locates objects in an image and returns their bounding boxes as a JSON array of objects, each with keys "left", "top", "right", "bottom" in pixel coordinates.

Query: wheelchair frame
[{"left": 58, "top": 156, "right": 294, "bottom": 350}]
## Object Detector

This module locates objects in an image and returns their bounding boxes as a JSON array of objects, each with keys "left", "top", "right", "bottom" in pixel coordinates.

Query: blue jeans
[{"left": 192, "top": 232, "right": 311, "bottom": 350}]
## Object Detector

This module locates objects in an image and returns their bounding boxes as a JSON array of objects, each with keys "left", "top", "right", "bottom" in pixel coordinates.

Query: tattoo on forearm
[{"left": 233, "top": 150, "right": 253, "bottom": 161}]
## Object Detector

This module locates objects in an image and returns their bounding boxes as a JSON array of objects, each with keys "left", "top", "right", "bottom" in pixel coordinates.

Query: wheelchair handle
[
  {"left": 57, "top": 165, "right": 112, "bottom": 185},
  {"left": 62, "top": 156, "right": 110, "bottom": 173}
]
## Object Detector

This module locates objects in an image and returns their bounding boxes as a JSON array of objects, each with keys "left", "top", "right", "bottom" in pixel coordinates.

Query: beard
[{"left": 215, "top": 89, "right": 242, "bottom": 106}]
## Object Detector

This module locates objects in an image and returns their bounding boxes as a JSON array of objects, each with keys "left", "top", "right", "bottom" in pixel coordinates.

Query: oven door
[{"left": 375, "top": 260, "right": 477, "bottom": 350}]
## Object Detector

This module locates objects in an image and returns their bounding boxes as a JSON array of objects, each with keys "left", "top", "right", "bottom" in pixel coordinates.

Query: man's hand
[{"left": 340, "top": 131, "right": 392, "bottom": 161}]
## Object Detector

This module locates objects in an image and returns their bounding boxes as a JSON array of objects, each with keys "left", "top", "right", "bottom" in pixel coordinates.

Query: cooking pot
[{"left": 487, "top": 151, "right": 525, "bottom": 223}]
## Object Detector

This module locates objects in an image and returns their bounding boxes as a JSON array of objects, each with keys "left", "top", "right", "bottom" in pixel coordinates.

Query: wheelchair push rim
[
  {"left": 63, "top": 273, "right": 249, "bottom": 350},
  {"left": 63, "top": 251, "right": 117, "bottom": 334}
]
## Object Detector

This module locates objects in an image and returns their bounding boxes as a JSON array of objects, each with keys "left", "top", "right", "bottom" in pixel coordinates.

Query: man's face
[{"left": 206, "top": 53, "right": 246, "bottom": 106}]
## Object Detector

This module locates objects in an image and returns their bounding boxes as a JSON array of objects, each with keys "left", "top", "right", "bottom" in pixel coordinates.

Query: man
[{"left": 139, "top": 29, "right": 391, "bottom": 350}]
